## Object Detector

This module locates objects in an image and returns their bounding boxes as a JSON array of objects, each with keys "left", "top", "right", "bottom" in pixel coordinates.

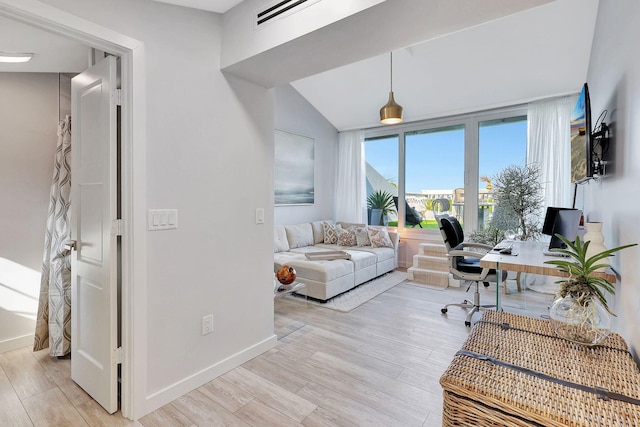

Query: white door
[{"left": 70, "top": 55, "right": 119, "bottom": 414}]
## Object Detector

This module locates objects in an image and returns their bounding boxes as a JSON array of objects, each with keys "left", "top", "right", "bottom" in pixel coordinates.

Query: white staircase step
[
  {"left": 412, "top": 254, "right": 448, "bottom": 271},
  {"left": 418, "top": 242, "right": 447, "bottom": 256},
  {"left": 407, "top": 267, "right": 450, "bottom": 288}
]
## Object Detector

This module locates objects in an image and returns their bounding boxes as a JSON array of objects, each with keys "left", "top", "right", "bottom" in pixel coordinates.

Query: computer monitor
[
  {"left": 542, "top": 207, "right": 573, "bottom": 236},
  {"left": 548, "top": 209, "right": 583, "bottom": 250}
]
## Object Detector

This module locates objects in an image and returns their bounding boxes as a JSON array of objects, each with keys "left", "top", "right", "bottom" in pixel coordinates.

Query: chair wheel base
[
  {"left": 465, "top": 321, "right": 471, "bottom": 327},
  {"left": 441, "top": 308, "right": 448, "bottom": 314}
]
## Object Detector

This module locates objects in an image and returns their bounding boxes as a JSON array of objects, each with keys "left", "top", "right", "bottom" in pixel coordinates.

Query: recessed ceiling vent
[{"left": 255, "top": 0, "right": 321, "bottom": 28}]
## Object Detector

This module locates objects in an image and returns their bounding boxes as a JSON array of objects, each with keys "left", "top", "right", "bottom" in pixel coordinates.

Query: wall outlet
[{"left": 202, "top": 314, "right": 214, "bottom": 335}]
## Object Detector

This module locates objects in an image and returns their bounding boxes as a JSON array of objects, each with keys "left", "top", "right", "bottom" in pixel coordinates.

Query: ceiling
[
  {"left": 0, "top": 0, "right": 599, "bottom": 131},
  {"left": 150, "top": 0, "right": 244, "bottom": 13}
]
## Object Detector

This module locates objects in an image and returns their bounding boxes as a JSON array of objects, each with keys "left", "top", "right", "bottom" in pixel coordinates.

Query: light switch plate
[
  {"left": 255, "top": 208, "right": 265, "bottom": 224},
  {"left": 148, "top": 209, "right": 178, "bottom": 230}
]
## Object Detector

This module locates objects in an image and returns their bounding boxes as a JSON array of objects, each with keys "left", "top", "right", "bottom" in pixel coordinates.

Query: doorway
[{"left": 0, "top": 0, "right": 147, "bottom": 419}]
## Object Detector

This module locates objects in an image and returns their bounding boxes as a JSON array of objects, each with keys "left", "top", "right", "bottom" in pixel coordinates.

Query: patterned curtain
[{"left": 33, "top": 116, "right": 72, "bottom": 356}]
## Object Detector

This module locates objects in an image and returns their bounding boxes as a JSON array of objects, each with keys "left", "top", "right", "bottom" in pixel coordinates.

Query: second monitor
[{"left": 542, "top": 207, "right": 583, "bottom": 251}]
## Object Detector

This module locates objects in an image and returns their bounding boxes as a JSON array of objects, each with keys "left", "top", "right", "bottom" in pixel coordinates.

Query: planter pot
[
  {"left": 369, "top": 209, "right": 383, "bottom": 226},
  {"left": 549, "top": 294, "right": 611, "bottom": 345}
]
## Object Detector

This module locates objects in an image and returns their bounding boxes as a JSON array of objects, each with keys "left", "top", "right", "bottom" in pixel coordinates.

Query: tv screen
[{"left": 570, "top": 83, "right": 593, "bottom": 183}]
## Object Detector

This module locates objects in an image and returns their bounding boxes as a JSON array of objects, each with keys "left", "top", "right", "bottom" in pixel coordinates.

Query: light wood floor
[{"left": 0, "top": 276, "right": 554, "bottom": 427}]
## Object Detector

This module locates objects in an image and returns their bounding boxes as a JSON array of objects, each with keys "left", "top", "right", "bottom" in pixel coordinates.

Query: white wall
[
  {"left": 584, "top": 0, "right": 640, "bottom": 352},
  {"left": 0, "top": 73, "right": 58, "bottom": 352},
  {"left": 274, "top": 84, "right": 338, "bottom": 225},
  {"left": 38, "top": 0, "right": 276, "bottom": 414}
]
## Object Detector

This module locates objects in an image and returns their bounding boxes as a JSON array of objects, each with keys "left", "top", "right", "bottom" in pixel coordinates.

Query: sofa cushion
[
  {"left": 274, "top": 252, "right": 353, "bottom": 282},
  {"left": 368, "top": 227, "right": 394, "bottom": 248},
  {"left": 311, "top": 221, "right": 327, "bottom": 244},
  {"left": 285, "top": 223, "right": 314, "bottom": 249},
  {"left": 323, "top": 222, "right": 338, "bottom": 244},
  {"left": 274, "top": 225, "right": 289, "bottom": 253},
  {"left": 354, "top": 226, "right": 371, "bottom": 247},
  {"left": 336, "top": 225, "right": 357, "bottom": 247}
]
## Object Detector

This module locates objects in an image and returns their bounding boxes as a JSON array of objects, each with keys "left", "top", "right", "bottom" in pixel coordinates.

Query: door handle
[{"left": 64, "top": 240, "right": 77, "bottom": 251}]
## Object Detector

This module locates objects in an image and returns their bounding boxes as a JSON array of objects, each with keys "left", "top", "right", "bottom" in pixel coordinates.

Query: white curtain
[
  {"left": 34, "top": 116, "right": 72, "bottom": 356},
  {"left": 527, "top": 96, "right": 577, "bottom": 210},
  {"left": 335, "top": 130, "right": 365, "bottom": 223}
]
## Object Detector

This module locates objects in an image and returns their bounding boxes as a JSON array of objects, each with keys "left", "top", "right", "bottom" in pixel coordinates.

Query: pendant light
[{"left": 380, "top": 51, "right": 403, "bottom": 125}]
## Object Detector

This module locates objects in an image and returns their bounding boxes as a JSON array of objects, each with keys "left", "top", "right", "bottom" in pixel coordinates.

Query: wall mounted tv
[{"left": 570, "top": 83, "right": 593, "bottom": 183}]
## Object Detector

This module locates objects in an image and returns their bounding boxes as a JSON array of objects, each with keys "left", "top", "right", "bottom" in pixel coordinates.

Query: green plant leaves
[
  {"left": 544, "top": 233, "right": 637, "bottom": 315},
  {"left": 366, "top": 190, "right": 396, "bottom": 216}
]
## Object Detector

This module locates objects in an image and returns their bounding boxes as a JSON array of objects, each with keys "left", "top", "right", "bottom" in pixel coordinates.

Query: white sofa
[{"left": 274, "top": 221, "right": 399, "bottom": 301}]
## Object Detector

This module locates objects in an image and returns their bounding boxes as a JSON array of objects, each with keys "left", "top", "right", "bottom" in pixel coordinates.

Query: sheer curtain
[
  {"left": 527, "top": 96, "right": 577, "bottom": 210},
  {"left": 335, "top": 129, "right": 365, "bottom": 223},
  {"left": 34, "top": 116, "right": 72, "bottom": 356}
]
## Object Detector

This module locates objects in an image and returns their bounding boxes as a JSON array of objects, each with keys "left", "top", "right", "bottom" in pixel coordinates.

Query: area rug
[{"left": 309, "top": 270, "right": 408, "bottom": 312}]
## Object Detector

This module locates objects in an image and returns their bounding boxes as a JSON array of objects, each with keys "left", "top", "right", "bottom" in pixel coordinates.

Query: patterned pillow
[
  {"left": 354, "top": 226, "right": 371, "bottom": 247},
  {"left": 323, "top": 222, "right": 338, "bottom": 244},
  {"left": 337, "top": 227, "right": 357, "bottom": 247},
  {"left": 367, "top": 227, "right": 394, "bottom": 248}
]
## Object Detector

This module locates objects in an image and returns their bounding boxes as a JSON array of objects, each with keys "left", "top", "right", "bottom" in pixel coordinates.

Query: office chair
[
  {"left": 436, "top": 214, "right": 505, "bottom": 327},
  {"left": 393, "top": 197, "right": 423, "bottom": 227}
]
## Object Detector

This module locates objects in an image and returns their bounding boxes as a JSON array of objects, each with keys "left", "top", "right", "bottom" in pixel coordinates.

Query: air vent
[{"left": 256, "top": 0, "right": 321, "bottom": 27}]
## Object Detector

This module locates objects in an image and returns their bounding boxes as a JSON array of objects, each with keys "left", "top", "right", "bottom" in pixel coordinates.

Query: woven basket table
[{"left": 440, "top": 311, "right": 640, "bottom": 427}]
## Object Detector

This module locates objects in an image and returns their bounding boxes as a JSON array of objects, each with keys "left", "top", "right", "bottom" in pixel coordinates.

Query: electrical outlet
[{"left": 202, "top": 314, "right": 214, "bottom": 335}]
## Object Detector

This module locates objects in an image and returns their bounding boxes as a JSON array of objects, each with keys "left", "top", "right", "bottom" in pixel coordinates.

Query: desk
[{"left": 480, "top": 240, "right": 616, "bottom": 310}]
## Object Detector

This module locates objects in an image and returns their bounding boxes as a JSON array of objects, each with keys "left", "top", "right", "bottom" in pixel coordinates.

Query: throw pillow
[
  {"left": 354, "top": 226, "right": 371, "bottom": 247},
  {"left": 311, "top": 221, "right": 326, "bottom": 244},
  {"left": 273, "top": 225, "right": 290, "bottom": 253},
  {"left": 284, "top": 223, "right": 314, "bottom": 249},
  {"left": 368, "top": 227, "right": 394, "bottom": 248},
  {"left": 323, "top": 222, "right": 338, "bottom": 244},
  {"left": 337, "top": 226, "right": 357, "bottom": 247}
]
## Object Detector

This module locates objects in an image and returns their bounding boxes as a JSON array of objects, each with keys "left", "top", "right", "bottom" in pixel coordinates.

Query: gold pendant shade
[{"left": 380, "top": 52, "right": 403, "bottom": 125}]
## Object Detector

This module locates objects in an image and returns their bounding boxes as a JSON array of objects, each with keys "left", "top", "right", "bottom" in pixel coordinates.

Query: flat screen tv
[{"left": 570, "top": 83, "right": 593, "bottom": 183}]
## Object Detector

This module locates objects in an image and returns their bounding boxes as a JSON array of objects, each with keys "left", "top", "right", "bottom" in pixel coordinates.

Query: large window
[
  {"left": 405, "top": 126, "right": 464, "bottom": 229},
  {"left": 365, "top": 107, "right": 527, "bottom": 234},
  {"left": 364, "top": 136, "right": 399, "bottom": 225},
  {"left": 477, "top": 116, "right": 527, "bottom": 230}
]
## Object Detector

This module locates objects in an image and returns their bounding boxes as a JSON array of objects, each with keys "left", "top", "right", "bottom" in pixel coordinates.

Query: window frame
[{"left": 364, "top": 105, "right": 528, "bottom": 237}]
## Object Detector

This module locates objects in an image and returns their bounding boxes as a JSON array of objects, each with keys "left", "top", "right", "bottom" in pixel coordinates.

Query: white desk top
[{"left": 480, "top": 240, "right": 616, "bottom": 283}]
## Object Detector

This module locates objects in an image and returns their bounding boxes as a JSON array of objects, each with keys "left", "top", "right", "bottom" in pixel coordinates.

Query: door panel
[{"left": 71, "top": 55, "right": 118, "bottom": 414}]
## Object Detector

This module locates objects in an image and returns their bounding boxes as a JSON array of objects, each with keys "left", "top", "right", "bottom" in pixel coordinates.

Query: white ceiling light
[{"left": 0, "top": 52, "right": 33, "bottom": 63}]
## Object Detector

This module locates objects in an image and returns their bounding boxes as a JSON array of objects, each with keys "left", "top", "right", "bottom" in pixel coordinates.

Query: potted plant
[
  {"left": 544, "top": 234, "right": 637, "bottom": 345},
  {"left": 367, "top": 190, "right": 395, "bottom": 226}
]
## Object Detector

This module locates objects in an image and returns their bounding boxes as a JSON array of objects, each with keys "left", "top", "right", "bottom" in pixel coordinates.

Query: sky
[{"left": 366, "top": 119, "right": 527, "bottom": 193}]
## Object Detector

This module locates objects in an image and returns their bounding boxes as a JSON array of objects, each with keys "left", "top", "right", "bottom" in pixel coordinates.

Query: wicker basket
[{"left": 440, "top": 311, "right": 640, "bottom": 427}]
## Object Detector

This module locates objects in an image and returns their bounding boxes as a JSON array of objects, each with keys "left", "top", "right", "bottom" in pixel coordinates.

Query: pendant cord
[{"left": 390, "top": 52, "right": 393, "bottom": 92}]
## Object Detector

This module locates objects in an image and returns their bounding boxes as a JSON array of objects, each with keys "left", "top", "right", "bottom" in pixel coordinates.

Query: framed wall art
[{"left": 274, "top": 130, "right": 314, "bottom": 205}]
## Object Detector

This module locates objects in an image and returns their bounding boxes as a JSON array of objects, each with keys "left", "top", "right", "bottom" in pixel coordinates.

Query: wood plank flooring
[{"left": 0, "top": 275, "right": 554, "bottom": 426}]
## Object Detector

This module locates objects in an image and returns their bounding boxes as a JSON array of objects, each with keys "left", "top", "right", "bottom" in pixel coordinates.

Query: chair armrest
[
  {"left": 448, "top": 249, "right": 487, "bottom": 259},
  {"left": 457, "top": 242, "right": 493, "bottom": 251}
]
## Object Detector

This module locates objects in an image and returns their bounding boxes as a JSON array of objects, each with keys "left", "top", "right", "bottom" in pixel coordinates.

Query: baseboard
[
  {"left": 0, "top": 334, "right": 34, "bottom": 354},
  {"left": 144, "top": 334, "right": 277, "bottom": 415}
]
